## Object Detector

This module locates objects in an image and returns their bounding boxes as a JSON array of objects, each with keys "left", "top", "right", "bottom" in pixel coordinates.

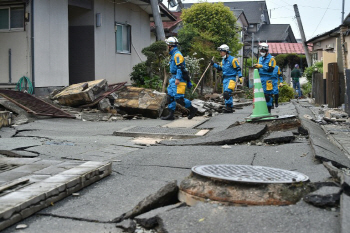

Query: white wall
[
  {"left": 94, "top": 0, "right": 150, "bottom": 84},
  {"left": 34, "top": 0, "right": 69, "bottom": 87},
  {"left": 0, "top": 31, "right": 30, "bottom": 84},
  {"left": 0, "top": 5, "right": 31, "bottom": 84}
]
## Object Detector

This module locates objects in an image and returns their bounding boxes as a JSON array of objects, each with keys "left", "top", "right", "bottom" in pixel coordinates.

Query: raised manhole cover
[{"left": 192, "top": 164, "right": 309, "bottom": 184}]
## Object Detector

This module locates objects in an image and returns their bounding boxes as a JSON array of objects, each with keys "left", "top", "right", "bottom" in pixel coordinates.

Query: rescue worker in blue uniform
[
  {"left": 211, "top": 44, "right": 243, "bottom": 113},
  {"left": 254, "top": 43, "right": 276, "bottom": 113},
  {"left": 161, "top": 37, "right": 197, "bottom": 120},
  {"left": 272, "top": 65, "right": 283, "bottom": 108}
]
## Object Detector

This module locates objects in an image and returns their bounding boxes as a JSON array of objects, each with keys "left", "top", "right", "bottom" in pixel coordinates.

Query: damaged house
[{"left": 0, "top": 0, "right": 176, "bottom": 96}]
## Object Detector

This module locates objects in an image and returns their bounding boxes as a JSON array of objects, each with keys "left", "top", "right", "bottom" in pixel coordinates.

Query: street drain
[
  {"left": 179, "top": 164, "right": 312, "bottom": 206},
  {"left": 0, "top": 163, "right": 20, "bottom": 173}
]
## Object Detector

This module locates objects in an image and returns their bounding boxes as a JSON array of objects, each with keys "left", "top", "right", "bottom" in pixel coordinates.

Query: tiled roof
[
  {"left": 150, "top": 12, "right": 182, "bottom": 31},
  {"left": 267, "top": 43, "right": 309, "bottom": 55}
]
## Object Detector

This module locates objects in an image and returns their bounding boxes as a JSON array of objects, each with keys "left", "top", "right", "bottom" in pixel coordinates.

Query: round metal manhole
[{"left": 192, "top": 164, "right": 309, "bottom": 184}]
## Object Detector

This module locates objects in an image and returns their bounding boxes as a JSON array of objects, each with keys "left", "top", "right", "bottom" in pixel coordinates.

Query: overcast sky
[{"left": 173, "top": 0, "right": 350, "bottom": 40}]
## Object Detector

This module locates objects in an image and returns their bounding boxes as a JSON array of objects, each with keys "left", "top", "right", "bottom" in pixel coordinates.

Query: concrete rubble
[
  {"left": 159, "top": 123, "right": 267, "bottom": 146},
  {"left": 303, "top": 186, "right": 342, "bottom": 207},
  {"left": 263, "top": 131, "right": 295, "bottom": 144},
  {"left": 114, "top": 86, "right": 167, "bottom": 119},
  {"left": 2, "top": 86, "right": 350, "bottom": 232}
]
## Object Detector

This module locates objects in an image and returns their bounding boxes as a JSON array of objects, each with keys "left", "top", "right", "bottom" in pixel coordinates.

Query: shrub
[
  {"left": 130, "top": 62, "right": 148, "bottom": 86},
  {"left": 143, "top": 75, "right": 163, "bottom": 91},
  {"left": 301, "top": 82, "right": 312, "bottom": 97},
  {"left": 279, "top": 83, "right": 295, "bottom": 102},
  {"left": 185, "top": 81, "right": 199, "bottom": 100},
  {"left": 304, "top": 61, "right": 323, "bottom": 83}
]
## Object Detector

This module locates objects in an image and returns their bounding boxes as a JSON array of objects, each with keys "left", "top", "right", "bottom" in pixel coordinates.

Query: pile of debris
[
  {"left": 49, "top": 79, "right": 168, "bottom": 121},
  {"left": 49, "top": 79, "right": 252, "bottom": 121},
  {"left": 0, "top": 79, "right": 253, "bottom": 124},
  {"left": 312, "top": 105, "right": 350, "bottom": 125}
]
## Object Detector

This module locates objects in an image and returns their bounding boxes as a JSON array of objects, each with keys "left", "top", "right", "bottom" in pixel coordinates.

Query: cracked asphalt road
[{"left": 0, "top": 103, "right": 342, "bottom": 233}]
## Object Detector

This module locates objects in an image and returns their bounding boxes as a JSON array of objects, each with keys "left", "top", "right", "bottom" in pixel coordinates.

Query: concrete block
[
  {"left": 45, "top": 192, "right": 67, "bottom": 206},
  {"left": 20, "top": 201, "right": 46, "bottom": 219},
  {"left": 33, "top": 166, "right": 67, "bottom": 175},
  {"left": 52, "top": 79, "right": 108, "bottom": 106},
  {"left": 114, "top": 86, "right": 167, "bottom": 119},
  {"left": 18, "top": 182, "right": 66, "bottom": 198},
  {"left": 0, "top": 213, "right": 21, "bottom": 231},
  {"left": 41, "top": 175, "right": 81, "bottom": 189},
  {"left": 0, "top": 203, "right": 21, "bottom": 220},
  {"left": 0, "top": 190, "right": 46, "bottom": 211}
]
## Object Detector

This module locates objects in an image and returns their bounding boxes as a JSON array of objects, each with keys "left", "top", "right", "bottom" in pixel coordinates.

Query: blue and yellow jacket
[
  {"left": 273, "top": 65, "right": 283, "bottom": 82},
  {"left": 258, "top": 53, "right": 276, "bottom": 76},
  {"left": 213, "top": 55, "right": 242, "bottom": 79},
  {"left": 169, "top": 47, "right": 185, "bottom": 81}
]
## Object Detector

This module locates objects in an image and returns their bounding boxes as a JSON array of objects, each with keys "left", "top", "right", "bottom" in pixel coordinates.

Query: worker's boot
[
  {"left": 188, "top": 106, "right": 198, "bottom": 120},
  {"left": 275, "top": 94, "right": 279, "bottom": 107},
  {"left": 223, "top": 105, "right": 234, "bottom": 113},
  {"left": 161, "top": 110, "right": 175, "bottom": 120},
  {"left": 268, "top": 106, "right": 272, "bottom": 114}
]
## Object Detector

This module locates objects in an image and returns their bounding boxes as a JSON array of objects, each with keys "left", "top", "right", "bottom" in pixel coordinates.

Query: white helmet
[
  {"left": 165, "top": 37, "right": 178, "bottom": 46},
  {"left": 259, "top": 43, "right": 269, "bottom": 51},
  {"left": 217, "top": 44, "right": 230, "bottom": 52}
]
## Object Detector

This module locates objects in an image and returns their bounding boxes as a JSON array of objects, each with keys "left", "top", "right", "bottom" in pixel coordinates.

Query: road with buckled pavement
[{"left": 0, "top": 100, "right": 348, "bottom": 233}]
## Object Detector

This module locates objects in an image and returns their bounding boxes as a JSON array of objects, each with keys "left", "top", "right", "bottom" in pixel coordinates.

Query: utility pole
[
  {"left": 342, "top": 0, "right": 345, "bottom": 24},
  {"left": 150, "top": 0, "right": 165, "bottom": 41},
  {"left": 251, "top": 33, "right": 254, "bottom": 66},
  {"left": 293, "top": 4, "right": 311, "bottom": 67}
]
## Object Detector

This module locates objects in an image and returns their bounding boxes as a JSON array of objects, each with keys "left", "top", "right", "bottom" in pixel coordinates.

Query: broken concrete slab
[
  {"left": 80, "top": 112, "right": 112, "bottom": 122},
  {"left": 263, "top": 131, "right": 295, "bottom": 144},
  {"left": 162, "top": 116, "right": 208, "bottom": 129},
  {"left": 341, "top": 174, "right": 350, "bottom": 196},
  {"left": 155, "top": 201, "right": 339, "bottom": 233},
  {"left": 159, "top": 123, "right": 267, "bottom": 146},
  {"left": 295, "top": 102, "right": 350, "bottom": 169},
  {"left": 0, "top": 127, "right": 16, "bottom": 138},
  {"left": 134, "top": 203, "right": 185, "bottom": 229},
  {"left": 112, "top": 181, "right": 179, "bottom": 223},
  {"left": 115, "top": 219, "right": 136, "bottom": 233},
  {"left": 323, "top": 162, "right": 342, "bottom": 183},
  {"left": 114, "top": 87, "right": 167, "bottom": 119},
  {"left": 340, "top": 193, "right": 350, "bottom": 233},
  {"left": 113, "top": 126, "right": 209, "bottom": 139},
  {"left": 51, "top": 79, "right": 108, "bottom": 107},
  {"left": 0, "top": 99, "right": 33, "bottom": 125},
  {"left": 0, "top": 160, "right": 112, "bottom": 231},
  {"left": 303, "top": 186, "right": 341, "bottom": 207}
]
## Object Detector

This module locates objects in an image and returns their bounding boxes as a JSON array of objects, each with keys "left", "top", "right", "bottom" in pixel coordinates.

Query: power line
[{"left": 310, "top": 0, "right": 334, "bottom": 38}]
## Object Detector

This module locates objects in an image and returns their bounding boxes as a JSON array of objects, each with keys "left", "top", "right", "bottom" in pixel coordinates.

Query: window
[
  {"left": 0, "top": 6, "right": 24, "bottom": 31},
  {"left": 115, "top": 23, "right": 131, "bottom": 53}
]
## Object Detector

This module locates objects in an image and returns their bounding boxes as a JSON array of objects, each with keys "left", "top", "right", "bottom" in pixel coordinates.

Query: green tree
[
  {"left": 130, "top": 41, "right": 168, "bottom": 91},
  {"left": 178, "top": 2, "right": 242, "bottom": 63},
  {"left": 275, "top": 54, "right": 307, "bottom": 70}
]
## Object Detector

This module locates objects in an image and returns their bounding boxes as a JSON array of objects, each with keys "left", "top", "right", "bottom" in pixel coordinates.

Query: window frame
[
  {"left": 0, "top": 5, "right": 25, "bottom": 32},
  {"left": 115, "top": 22, "right": 131, "bottom": 54}
]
